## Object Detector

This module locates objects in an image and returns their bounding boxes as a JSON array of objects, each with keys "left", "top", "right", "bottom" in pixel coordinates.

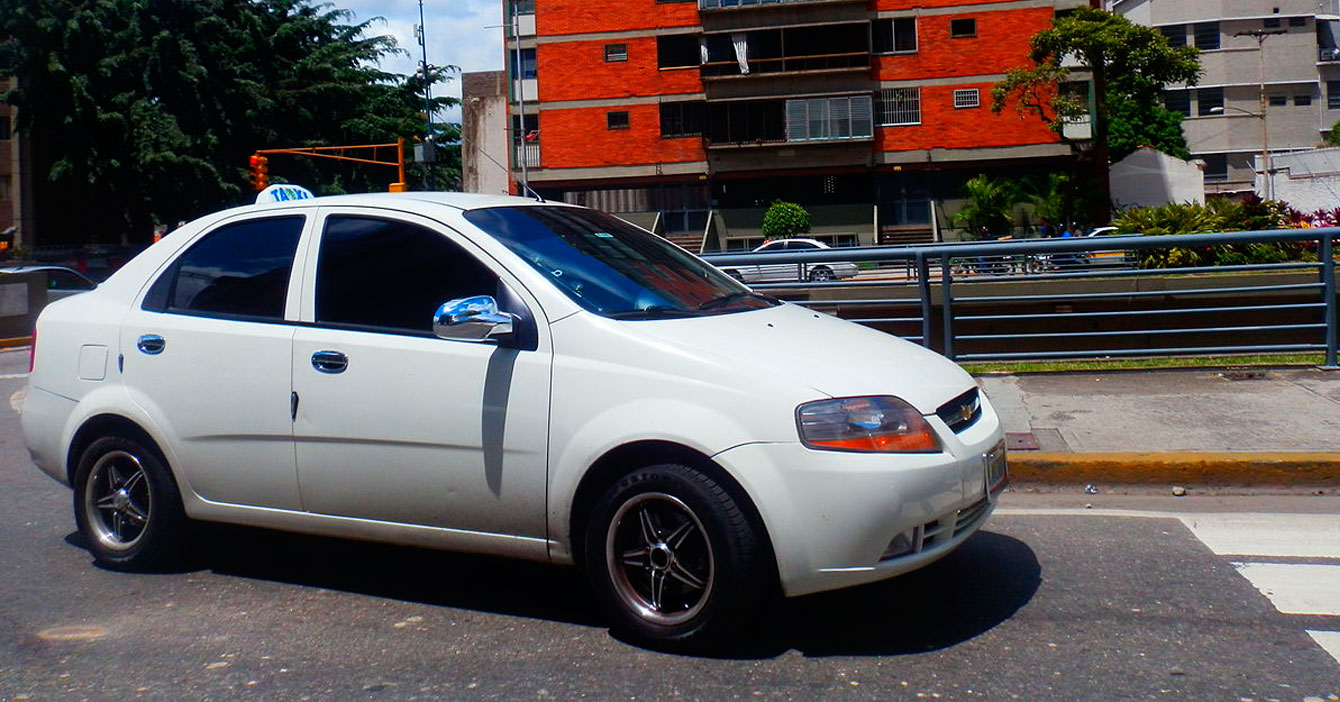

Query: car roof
[{"left": 250, "top": 191, "right": 553, "bottom": 213}]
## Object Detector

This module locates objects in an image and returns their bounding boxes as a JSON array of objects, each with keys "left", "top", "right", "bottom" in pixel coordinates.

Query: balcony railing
[
  {"left": 1320, "top": 47, "right": 1340, "bottom": 63},
  {"left": 701, "top": 52, "right": 869, "bottom": 78},
  {"left": 514, "top": 142, "right": 540, "bottom": 168},
  {"left": 699, "top": 0, "right": 859, "bottom": 9}
]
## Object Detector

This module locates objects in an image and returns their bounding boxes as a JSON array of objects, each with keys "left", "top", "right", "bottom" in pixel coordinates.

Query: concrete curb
[
  {"left": 1009, "top": 452, "right": 1340, "bottom": 486},
  {"left": 0, "top": 337, "right": 31, "bottom": 350}
]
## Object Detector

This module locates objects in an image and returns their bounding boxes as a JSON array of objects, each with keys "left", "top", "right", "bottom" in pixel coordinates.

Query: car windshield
[{"left": 464, "top": 206, "right": 777, "bottom": 319}]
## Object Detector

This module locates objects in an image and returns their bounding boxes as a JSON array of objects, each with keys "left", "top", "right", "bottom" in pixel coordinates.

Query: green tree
[
  {"left": 760, "top": 201, "right": 811, "bottom": 240},
  {"left": 0, "top": 0, "right": 460, "bottom": 245},
  {"left": 991, "top": 7, "right": 1201, "bottom": 222},
  {"left": 951, "top": 175, "right": 1023, "bottom": 238},
  {"left": 1325, "top": 118, "right": 1340, "bottom": 147}
]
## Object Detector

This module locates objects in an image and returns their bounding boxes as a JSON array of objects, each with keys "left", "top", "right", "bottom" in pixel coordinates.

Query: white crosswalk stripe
[
  {"left": 1179, "top": 512, "right": 1340, "bottom": 668},
  {"left": 998, "top": 508, "right": 1340, "bottom": 668}
]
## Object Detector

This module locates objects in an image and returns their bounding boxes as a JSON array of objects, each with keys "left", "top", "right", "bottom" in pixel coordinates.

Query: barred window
[
  {"left": 877, "top": 87, "right": 920, "bottom": 126},
  {"left": 953, "top": 89, "right": 980, "bottom": 109},
  {"left": 604, "top": 43, "right": 627, "bottom": 62},
  {"left": 785, "top": 95, "right": 873, "bottom": 142}
]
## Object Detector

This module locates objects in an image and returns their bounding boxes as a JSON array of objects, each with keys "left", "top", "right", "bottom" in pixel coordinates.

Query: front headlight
[{"left": 796, "top": 396, "right": 941, "bottom": 453}]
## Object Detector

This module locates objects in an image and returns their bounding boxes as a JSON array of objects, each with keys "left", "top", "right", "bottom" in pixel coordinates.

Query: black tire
[
  {"left": 585, "top": 463, "right": 771, "bottom": 648},
  {"left": 808, "top": 266, "right": 836, "bottom": 282},
  {"left": 73, "top": 435, "right": 188, "bottom": 570}
]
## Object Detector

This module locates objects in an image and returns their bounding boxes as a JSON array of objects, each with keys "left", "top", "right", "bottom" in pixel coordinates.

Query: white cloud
[{"left": 339, "top": 0, "right": 505, "bottom": 123}]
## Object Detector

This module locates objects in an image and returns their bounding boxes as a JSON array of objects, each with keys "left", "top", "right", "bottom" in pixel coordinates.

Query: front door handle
[
  {"left": 136, "top": 334, "right": 165, "bottom": 355},
  {"left": 310, "top": 350, "right": 348, "bottom": 374}
]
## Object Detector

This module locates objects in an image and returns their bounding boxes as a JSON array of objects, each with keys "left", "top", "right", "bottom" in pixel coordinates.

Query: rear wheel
[
  {"left": 585, "top": 464, "right": 770, "bottom": 648},
  {"left": 73, "top": 436, "right": 188, "bottom": 570},
  {"left": 808, "top": 266, "right": 836, "bottom": 282}
]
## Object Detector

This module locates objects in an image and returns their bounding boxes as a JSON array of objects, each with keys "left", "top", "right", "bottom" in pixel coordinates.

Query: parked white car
[
  {"left": 0, "top": 265, "right": 98, "bottom": 302},
  {"left": 718, "top": 238, "right": 861, "bottom": 283},
  {"left": 22, "top": 193, "right": 1005, "bottom": 648}
]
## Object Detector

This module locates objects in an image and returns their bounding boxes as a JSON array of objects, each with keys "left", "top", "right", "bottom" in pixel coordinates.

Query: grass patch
[{"left": 964, "top": 353, "right": 1328, "bottom": 375}]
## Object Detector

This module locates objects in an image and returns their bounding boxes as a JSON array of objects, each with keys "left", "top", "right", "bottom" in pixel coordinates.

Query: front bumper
[{"left": 714, "top": 399, "right": 1005, "bottom": 597}]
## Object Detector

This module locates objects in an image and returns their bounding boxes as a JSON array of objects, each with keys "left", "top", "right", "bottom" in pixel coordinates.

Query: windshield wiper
[
  {"left": 605, "top": 306, "right": 702, "bottom": 320},
  {"left": 697, "top": 290, "right": 779, "bottom": 311}
]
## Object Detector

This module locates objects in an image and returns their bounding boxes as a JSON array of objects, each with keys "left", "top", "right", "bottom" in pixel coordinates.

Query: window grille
[
  {"left": 953, "top": 89, "right": 980, "bottom": 109},
  {"left": 877, "top": 88, "right": 920, "bottom": 126}
]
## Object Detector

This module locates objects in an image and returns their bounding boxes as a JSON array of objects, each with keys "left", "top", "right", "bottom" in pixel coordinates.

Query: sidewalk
[{"left": 978, "top": 367, "right": 1340, "bottom": 487}]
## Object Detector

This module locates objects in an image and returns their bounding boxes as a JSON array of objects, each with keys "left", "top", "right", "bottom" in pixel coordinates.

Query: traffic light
[{"left": 248, "top": 154, "right": 269, "bottom": 191}]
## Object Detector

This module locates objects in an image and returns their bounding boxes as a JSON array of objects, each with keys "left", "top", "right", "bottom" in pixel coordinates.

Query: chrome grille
[{"left": 936, "top": 388, "right": 981, "bottom": 434}]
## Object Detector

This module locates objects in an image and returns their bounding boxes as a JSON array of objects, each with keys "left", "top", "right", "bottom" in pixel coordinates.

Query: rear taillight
[{"left": 28, "top": 328, "right": 35, "bottom": 373}]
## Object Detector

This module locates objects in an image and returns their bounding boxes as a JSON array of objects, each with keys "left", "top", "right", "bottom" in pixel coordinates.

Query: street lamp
[
  {"left": 1207, "top": 104, "right": 1271, "bottom": 198},
  {"left": 1231, "top": 29, "right": 1286, "bottom": 200}
]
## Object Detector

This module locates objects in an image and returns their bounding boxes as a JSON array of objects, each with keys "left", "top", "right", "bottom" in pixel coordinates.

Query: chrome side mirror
[{"left": 433, "top": 295, "right": 514, "bottom": 342}]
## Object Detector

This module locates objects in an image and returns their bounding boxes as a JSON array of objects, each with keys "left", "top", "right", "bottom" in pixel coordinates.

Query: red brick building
[{"left": 502, "top": 0, "right": 1094, "bottom": 250}]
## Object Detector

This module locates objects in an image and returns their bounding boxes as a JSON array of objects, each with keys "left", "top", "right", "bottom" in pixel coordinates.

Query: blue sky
[{"left": 339, "top": 0, "right": 504, "bottom": 123}]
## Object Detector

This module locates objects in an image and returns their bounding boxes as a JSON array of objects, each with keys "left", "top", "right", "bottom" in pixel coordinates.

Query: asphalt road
[{"left": 1, "top": 346, "right": 1338, "bottom": 701}]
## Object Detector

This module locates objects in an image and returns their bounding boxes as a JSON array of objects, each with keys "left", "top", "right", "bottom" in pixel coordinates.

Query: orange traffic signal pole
[{"left": 250, "top": 138, "right": 407, "bottom": 192}]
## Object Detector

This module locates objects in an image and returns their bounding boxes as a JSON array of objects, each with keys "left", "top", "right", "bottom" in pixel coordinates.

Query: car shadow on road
[
  {"left": 69, "top": 525, "right": 1039, "bottom": 659},
  {"left": 762, "top": 530, "right": 1041, "bottom": 658}
]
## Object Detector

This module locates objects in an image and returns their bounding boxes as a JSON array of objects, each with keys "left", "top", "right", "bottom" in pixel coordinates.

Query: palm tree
[{"left": 952, "top": 175, "right": 1023, "bottom": 239}]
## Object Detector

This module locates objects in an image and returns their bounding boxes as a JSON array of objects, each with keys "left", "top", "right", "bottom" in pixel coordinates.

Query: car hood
[{"left": 628, "top": 303, "right": 976, "bottom": 413}]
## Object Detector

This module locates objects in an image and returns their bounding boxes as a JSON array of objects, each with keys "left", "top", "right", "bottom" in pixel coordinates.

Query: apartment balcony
[
  {"left": 699, "top": 0, "right": 863, "bottom": 11},
  {"left": 703, "top": 94, "right": 874, "bottom": 171},
  {"left": 1321, "top": 47, "right": 1340, "bottom": 63},
  {"left": 702, "top": 52, "right": 868, "bottom": 79},
  {"left": 514, "top": 142, "right": 540, "bottom": 169}
]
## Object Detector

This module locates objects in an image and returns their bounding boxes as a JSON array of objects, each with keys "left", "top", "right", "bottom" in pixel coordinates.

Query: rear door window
[{"left": 143, "top": 216, "right": 305, "bottom": 320}]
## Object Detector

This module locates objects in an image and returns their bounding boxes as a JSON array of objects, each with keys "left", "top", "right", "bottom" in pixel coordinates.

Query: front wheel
[
  {"left": 808, "top": 266, "right": 836, "bottom": 282},
  {"left": 73, "top": 436, "right": 188, "bottom": 570},
  {"left": 585, "top": 464, "right": 771, "bottom": 648}
]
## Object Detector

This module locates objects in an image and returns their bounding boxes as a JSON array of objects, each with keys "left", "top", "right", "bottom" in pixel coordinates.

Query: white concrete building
[
  {"left": 1110, "top": 146, "right": 1205, "bottom": 209},
  {"left": 1108, "top": 0, "right": 1340, "bottom": 195},
  {"left": 1259, "top": 147, "right": 1340, "bottom": 212}
]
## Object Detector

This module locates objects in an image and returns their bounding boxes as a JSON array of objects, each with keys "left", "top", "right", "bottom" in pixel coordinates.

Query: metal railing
[
  {"left": 702, "top": 228, "right": 1339, "bottom": 367},
  {"left": 699, "top": 0, "right": 857, "bottom": 9}
]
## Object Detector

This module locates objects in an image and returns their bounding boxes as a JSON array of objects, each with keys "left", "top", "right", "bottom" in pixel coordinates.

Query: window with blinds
[{"left": 784, "top": 95, "right": 873, "bottom": 142}]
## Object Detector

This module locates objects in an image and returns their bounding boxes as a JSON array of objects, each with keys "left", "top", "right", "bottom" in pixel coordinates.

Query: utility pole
[
  {"left": 1236, "top": 29, "right": 1285, "bottom": 200},
  {"left": 416, "top": 0, "right": 435, "bottom": 190},
  {"left": 511, "top": 10, "right": 529, "bottom": 192}
]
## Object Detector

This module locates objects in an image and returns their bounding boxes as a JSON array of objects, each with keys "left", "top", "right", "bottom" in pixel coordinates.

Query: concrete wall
[
  {"left": 461, "top": 71, "right": 512, "bottom": 196},
  {"left": 1261, "top": 147, "right": 1340, "bottom": 212},
  {"left": 1110, "top": 147, "right": 1205, "bottom": 209}
]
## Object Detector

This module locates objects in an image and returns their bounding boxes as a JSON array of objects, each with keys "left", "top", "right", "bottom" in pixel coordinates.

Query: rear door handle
[
  {"left": 310, "top": 350, "right": 348, "bottom": 374},
  {"left": 136, "top": 334, "right": 165, "bottom": 355}
]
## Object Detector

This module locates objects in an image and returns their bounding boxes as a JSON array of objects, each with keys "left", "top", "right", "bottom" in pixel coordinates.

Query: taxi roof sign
[{"left": 256, "top": 184, "right": 315, "bottom": 205}]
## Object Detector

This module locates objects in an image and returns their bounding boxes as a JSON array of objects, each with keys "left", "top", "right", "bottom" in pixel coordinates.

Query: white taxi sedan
[{"left": 22, "top": 192, "right": 1005, "bottom": 648}]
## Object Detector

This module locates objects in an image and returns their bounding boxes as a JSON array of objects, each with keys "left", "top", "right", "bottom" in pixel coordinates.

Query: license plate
[{"left": 984, "top": 442, "right": 1008, "bottom": 497}]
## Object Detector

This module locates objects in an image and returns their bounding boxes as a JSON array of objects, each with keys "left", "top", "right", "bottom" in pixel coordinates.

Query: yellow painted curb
[
  {"left": 0, "top": 337, "right": 31, "bottom": 349},
  {"left": 1009, "top": 452, "right": 1340, "bottom": 486}
]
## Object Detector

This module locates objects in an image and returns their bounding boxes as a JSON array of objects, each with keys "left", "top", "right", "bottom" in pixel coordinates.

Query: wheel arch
[
  {"left": 567, "top": 440, "right": 776, "bottom": 578},
  {"left": 66, "top": 414, "right": 169, "bottom": 486}
]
